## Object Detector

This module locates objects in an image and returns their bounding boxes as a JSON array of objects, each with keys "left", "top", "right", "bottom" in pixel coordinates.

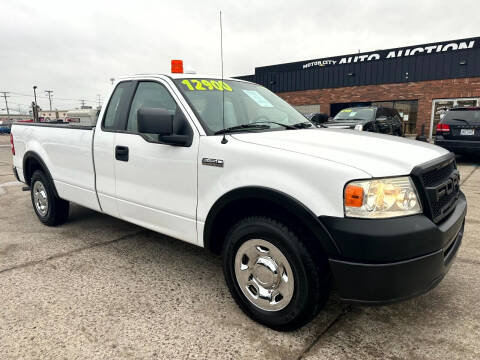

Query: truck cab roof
[{"left": 118, "top": 73, "right": 245, "bottom": 82}]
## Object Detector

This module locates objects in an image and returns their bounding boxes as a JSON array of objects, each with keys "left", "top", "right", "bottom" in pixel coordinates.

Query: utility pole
[
  {"left": 80, "top": 99, "right": 86, "bottom": 108},
  {"left": 110, "top": 78, "right": 115, "bottom": 85},
  {"left": 44, "top": 90, "right": 53, "bottom": 110},
  {"left": 96, "top": 94, "right": 102, "bottom": 107},
  {"left": 0, "top": 92, "right": 9, "bottom": 115},
  {"left": 33, "top": 86, "right": 39, "bottom": 122}
]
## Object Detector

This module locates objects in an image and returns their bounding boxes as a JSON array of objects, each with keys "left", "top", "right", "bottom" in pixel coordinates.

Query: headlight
[
  {"left": 354, "top": 124, "right": 363, "bottom": 131},
  {"left": 344, "top": 176, "right": 422, "bottom": 218}
]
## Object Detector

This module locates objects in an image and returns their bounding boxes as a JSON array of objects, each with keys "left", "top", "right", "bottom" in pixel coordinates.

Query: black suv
[
  {"left": 434, "top": 107, "right": 480, "bottom": 155},
  {"left": 325, "top": 106, "right": 403, "bottom": 136}
]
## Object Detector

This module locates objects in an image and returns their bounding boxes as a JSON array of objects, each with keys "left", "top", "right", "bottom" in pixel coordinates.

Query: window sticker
[
  {"left": 341, "top": 109, "right": 352, "bottom": 112},
  {"left": 180, "top": 79, "right": 232, "bottom": 91},
  {"left": 242, "top": 90, "right": 273, "bottom": 107}
]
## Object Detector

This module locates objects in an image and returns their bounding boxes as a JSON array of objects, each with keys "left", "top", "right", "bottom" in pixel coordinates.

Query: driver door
[{"left": 113, "top": 80, "right": 199, "bottom": 245}]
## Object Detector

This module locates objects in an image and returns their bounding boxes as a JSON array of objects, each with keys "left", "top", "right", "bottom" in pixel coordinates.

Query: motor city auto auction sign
[
  {"left": 301, "top": 38, "right": 477, "bottom": 70},
  {"left": 255, "top": 37, "right": 479, "bottom": 74}
]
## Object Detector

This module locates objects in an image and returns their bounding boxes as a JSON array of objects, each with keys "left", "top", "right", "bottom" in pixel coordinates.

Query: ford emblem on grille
[{"left": 435, "top": 171, "right": 460, "bottom": 201}]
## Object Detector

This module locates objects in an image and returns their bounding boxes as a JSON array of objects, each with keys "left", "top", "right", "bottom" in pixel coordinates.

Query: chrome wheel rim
[
  {"left": 234, "top": 239, "right": 294, "bottom": 311},
  {"left": 33, "top": 181, "right": 48, "bottom": 216}
]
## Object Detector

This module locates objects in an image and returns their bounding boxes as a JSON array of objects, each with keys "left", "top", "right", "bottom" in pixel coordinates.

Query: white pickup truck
[{"left": 11, "top": 73, "right": 466, "bottom": 330}]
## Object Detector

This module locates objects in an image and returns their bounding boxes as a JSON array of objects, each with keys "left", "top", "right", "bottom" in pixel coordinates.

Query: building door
[{"left": 430, "top": 98, "right": 480, "bottom": 139}]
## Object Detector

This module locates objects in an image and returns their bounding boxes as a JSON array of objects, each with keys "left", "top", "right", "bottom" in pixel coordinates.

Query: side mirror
[
  {"left": 137, "top": 107, "right": 191, "bottom": 147},
  {"left": 137, "top": 107, "right": 173, "bottom": 135}
]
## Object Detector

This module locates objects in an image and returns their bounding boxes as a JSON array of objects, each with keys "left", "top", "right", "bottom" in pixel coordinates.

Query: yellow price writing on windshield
[{"left": 181, "top": 79, "right": 232, "bottom": 92}]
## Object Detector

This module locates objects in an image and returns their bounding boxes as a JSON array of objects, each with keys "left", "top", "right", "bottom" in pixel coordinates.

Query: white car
[{"left": 10, "top": 72, "right": 466, "bottom": 330}]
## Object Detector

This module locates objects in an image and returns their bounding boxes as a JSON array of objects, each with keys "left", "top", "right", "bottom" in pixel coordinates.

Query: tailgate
[
  {"left": 447, "top": 123, "right": 480, "bottom": 140},
  {"left": 442, "top": 108, "right": 480, "bottom": 141}
]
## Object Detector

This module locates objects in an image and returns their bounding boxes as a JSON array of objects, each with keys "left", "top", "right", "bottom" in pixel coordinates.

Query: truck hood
[{"left": 231, "top": 128, "right": 449, "bottom": 177}]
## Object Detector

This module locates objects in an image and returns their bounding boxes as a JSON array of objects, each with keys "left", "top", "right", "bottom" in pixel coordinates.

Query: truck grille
[{"left": 412, "top": 153, "right": 460, "bottom": 224}]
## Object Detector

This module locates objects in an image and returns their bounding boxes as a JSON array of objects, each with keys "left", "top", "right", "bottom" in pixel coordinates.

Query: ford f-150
[{"left": 11, "top": 70, "right": 466, "bottom": 330}]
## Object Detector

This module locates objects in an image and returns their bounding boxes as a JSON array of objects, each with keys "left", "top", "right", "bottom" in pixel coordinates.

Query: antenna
[{"left": 220, "top": 10, "right": 228, "bottom": 144}]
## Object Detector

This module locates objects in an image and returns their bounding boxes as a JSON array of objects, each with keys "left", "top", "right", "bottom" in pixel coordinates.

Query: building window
[
  {"left": 371, "top": 100, "right": 418, "bottom": 135},
  {"left": 293, "top": 104, "right": 321, "bottom": 116},
  {"left": 430, "top": 98, "right": 479, "bottom": 138}
]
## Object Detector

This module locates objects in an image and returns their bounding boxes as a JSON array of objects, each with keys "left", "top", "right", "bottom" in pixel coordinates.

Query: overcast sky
[{"left": 0, "top": 0, "right": 478, "bottom": 113}]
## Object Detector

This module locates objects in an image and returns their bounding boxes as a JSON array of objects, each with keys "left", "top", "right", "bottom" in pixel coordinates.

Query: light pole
[
  {"left": 110, "top": 78, "right": 115, "bottom": 85},
  {"left": 33, "top": 86, "right": 38, "bottom": 122}
]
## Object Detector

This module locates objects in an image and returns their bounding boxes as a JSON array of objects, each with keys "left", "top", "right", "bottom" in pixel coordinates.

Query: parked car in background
[
  {"left": 324, "top": 106, "right": 403, "bottom": 136},
  {"left": 0, "top": 120, "right": 13, "bottom": 134},
  {"left": 434, "top": 107, "right": 480, "bottom": 155},
  {"left": 65, "top": 109, "right": 100, "bottom": 126}
]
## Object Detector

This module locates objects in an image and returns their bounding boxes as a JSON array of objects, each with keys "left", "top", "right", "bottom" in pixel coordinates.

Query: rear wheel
[
  {"left": 223, "top": 216, "right": 330, "bottom": 331},
  {"left": 31, "top": 170, "right": 69, "bottom": 226}
]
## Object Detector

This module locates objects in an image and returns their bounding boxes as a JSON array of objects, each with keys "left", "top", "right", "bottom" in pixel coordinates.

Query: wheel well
[
  {"left": 203, "top": 188, "right": 339, "bottom": 257},
  {"left": 24, "top": 157, "right": 43, "bottom": 186},
  {"left": 23, "top": 153, "right": 58, "bottom": 195}
]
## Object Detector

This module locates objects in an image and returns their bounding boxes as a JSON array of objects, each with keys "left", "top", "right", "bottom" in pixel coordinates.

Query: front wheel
[{"left": 222, "top": 217, "right": 330, "bottom": 331}]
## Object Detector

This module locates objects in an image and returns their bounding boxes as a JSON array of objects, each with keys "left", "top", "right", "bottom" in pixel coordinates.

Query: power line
[
  {"left": 8, "top": 91, "right": 96, "bottom": 102},
  {"left": 0, "top": 92, "right": 10, "bottom": 115}
]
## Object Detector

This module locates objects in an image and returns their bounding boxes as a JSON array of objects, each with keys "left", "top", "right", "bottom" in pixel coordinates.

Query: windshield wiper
[
  {"left": 248, "top": 121, "right": 296, "bottom": 129},
  {"left": 333, "top": 118, "right": 366, "bottom": 121},
  {"left": 214, "top": 123, "right": 270, "bottom": 135}
]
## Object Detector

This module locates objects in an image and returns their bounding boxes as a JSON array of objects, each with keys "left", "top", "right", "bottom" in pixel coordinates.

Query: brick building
[{"left": 238, "top": 36, "right": 480, "bottom": 139}]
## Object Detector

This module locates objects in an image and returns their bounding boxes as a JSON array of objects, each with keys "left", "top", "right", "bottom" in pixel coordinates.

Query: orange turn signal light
[
  {"left": 345, "top": 185, "right": 364, "bottom": 207},
  {"left": 171, "top": 59, "right": 183, "bottom": 74}
]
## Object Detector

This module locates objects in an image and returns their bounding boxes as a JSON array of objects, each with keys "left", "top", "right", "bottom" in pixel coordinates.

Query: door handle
[{"left": 115, "top": 146, "right": 129, "bottom": 162}]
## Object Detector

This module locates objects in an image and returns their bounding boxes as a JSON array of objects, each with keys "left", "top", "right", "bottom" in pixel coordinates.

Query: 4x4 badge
[{"left": 202, "top": 158, "right": 224, "bottom": 167}]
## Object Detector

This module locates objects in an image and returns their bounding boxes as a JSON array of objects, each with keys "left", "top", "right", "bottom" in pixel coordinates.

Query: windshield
[
  {"left": 333, "top": 108, "right": 374, "bottom": 121},
  {"left": 174, "top": 78, "right": 311, "bottom": 134},
  {"left": 443, "top": 109, "right": 480, "bottom": 125}
]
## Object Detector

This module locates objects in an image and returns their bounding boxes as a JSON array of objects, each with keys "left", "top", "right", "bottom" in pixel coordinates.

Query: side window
[
  {"left": 393, "top": 110, "right": 402, "bottom": 122},
  {"left": 127, "top": 82, "right": 177, "bottom": 141},
  {"left": 376, "top": 108, "right": 385, "bottom": 119},
  {"left": 103, "top": 82, "right": 131, "bottom": 129},
  {"left": 387, "top": 109, "right": 395, "bottom": 119}
]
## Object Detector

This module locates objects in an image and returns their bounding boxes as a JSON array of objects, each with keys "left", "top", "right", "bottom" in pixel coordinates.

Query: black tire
[
  {"left": 30, "top": 170, "right": 69, "bottom": 226},
  {"left": 222, "top": 216, "right": 330, "bottom": 331}
]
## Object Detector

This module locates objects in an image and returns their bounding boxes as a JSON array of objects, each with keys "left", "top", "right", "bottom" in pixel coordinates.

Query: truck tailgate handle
[{"left": 115, "top": 146, "right": 129, "bottom": 162}]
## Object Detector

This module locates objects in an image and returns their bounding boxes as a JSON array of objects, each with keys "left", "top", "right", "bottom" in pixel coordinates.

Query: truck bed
[{"left": 12, "top": 122, "right": 101, "bottom": 211}]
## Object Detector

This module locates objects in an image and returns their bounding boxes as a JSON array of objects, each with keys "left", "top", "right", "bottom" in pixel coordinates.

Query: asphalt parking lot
[{"left": 0, "top": 134, "right": 479, "bottom": 359}]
